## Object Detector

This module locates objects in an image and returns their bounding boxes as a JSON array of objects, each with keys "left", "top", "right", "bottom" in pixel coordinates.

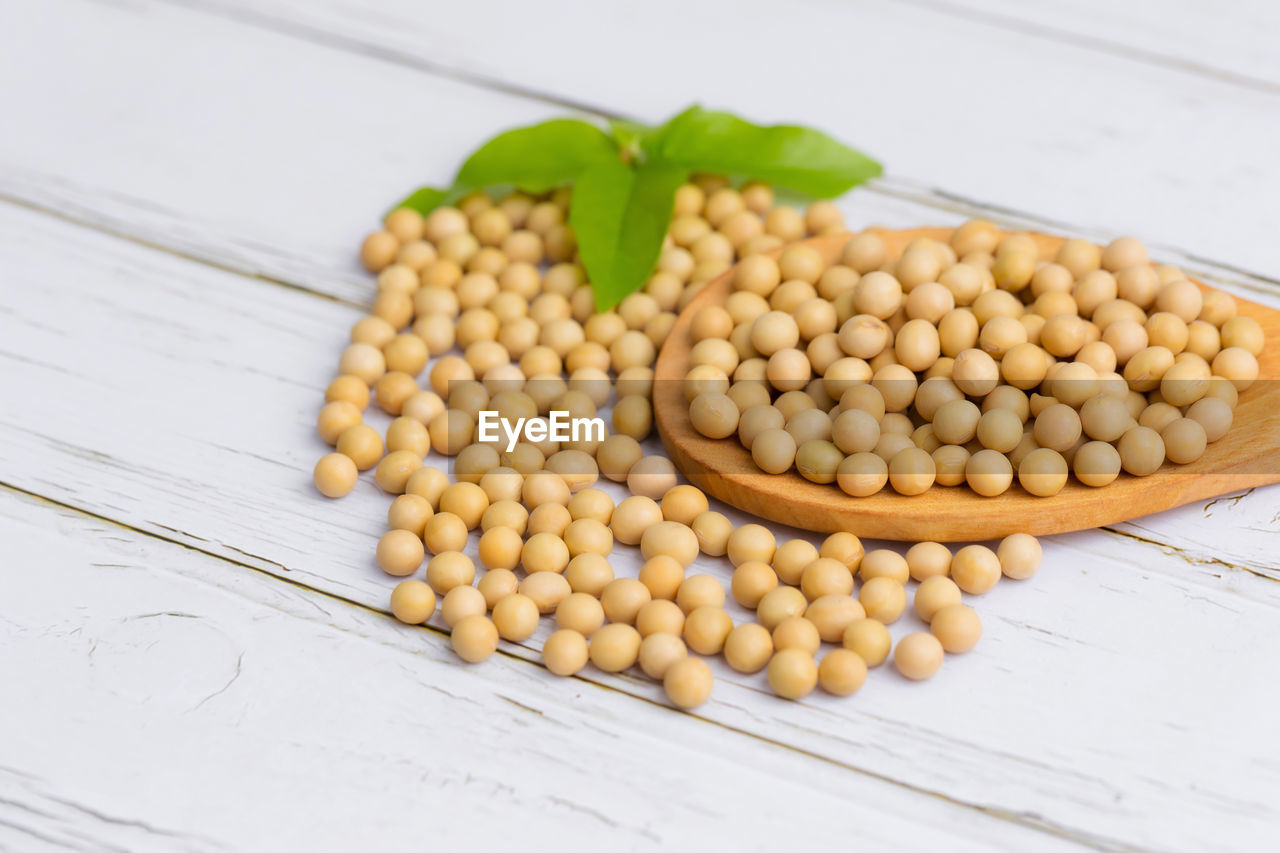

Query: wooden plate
[{"left": 653, "top": 228, "right": 1280, "bottom": 540}]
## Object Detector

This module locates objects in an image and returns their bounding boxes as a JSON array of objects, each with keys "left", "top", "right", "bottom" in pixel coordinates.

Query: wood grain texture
[
  {"left": 4, "top": 0, "right": 1280, "bottom": 295},
  {"left": 4, "top": 202, "right": 1280, "bottom": 852},
  {"left": 0, "top": 0, "right": 1272, "bottom": 568},
  {"left": 899, "top": 0, "right": 1280, "bottom": 90},
  {"left": 4, "top": 489, "right": 1079, "bottom": 852},
  {"left": 655, "top": 228, "right": 1280, "bottom": 539},
  {"left": 2, "top": 2, "right": 1279, "bottom": 849},
  {"left": 0, "top": 0, "right": 561, "bottom": 305},
  {"left": 176, "top": 0, "right": 1280, "bottom": 280}
]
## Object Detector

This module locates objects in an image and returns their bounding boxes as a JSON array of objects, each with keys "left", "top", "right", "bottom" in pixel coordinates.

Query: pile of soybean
[
  {"left": 314, "top": 179, "right": 1098, "bottom": 709},
  {"left": 688, "top": 227, "right": 1263, "bottom": 496}
]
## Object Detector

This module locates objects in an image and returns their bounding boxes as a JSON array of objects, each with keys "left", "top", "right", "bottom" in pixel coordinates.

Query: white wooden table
[{"left": 2, "top": 1, "right": 1278, "bottom": 849}]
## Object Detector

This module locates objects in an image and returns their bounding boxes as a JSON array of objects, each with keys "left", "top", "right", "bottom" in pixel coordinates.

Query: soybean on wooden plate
[{"left": 653, "top": 228, "right": 1280, "bottom": 540}]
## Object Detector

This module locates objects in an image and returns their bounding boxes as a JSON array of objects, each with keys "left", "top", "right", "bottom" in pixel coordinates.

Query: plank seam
[
  {"left": 0, "top": 189, "right": 362, "bottom": 311},
  {"left": 99, "top": 0, "right": 1280, "bottom": 293},
  {"left": 893, "top": 0, "right": 1280, "bottom": 96},
  {"left": 0, "top": 194, "right": 1271, "bottom": 587},
  {"left": 0, "top": 479, "right": 1138, "bottom": 852},
  {"left": 868, "top": 178, "right": 1280, "bottom": 298}
]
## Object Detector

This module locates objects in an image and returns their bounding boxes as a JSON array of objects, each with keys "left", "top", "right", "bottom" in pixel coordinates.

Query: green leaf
[
  {"left": 392, "top": 185, "right": 454, "bottom": 216},
  {"left": 455, "top": 118, "right": 618, "bottom": 193},
  {"left": 608, "top": 118, "right": 665, "bottom": 164},
  {"left": 570, "top": 158, "right": 689, "bottom": 311},
  {"left": 650, "top": 105, "right": 882, "bottom": 197},
  {"left": 608, "top": 118, "right": 648, "bottom": 149}
]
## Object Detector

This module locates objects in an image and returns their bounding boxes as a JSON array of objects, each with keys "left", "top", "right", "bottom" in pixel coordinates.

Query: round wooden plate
[{"left": 653, "top": 228, "right": 1280, "bottom": 540}]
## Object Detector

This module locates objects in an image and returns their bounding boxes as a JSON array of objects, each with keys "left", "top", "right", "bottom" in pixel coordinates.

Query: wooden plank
[
  {"left": 158, "top": 0, "right": 1280, "bottom": 280},
  {"left": 1, "top": 0, "right": 1275, "bottom": 571},
  {"left": 897, "top": 0, "right": 1280, "bottom": 91},
  {"left": 2, "top": 201, "right": 1278, "bottom": 850},
  {"left": 4, "top": 0, "right": 1280, "bottom": 300},
  {"left": 0, "top": 0, "right": 561, "bottom": 306},
  {"left": 2, "top": 489, "right": 1084, "bottom": 852}
]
